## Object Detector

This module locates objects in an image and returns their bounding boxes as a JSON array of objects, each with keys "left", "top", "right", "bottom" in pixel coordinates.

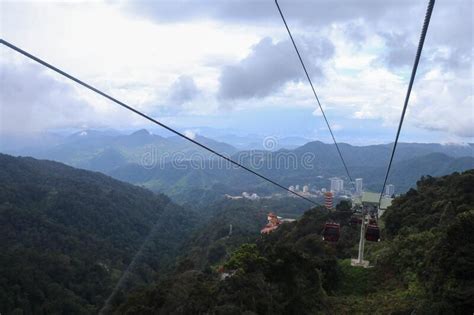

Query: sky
[{"left": 0, "top": 0, "right": 472, "bottom": 145}]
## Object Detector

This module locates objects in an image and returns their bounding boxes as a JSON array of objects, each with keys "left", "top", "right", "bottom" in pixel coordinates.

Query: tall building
[
  {"left": 330, "top": 177, "right": 344, "bottom": 193},
  {"left": 302, "top": 185, "right": 309, "bottom": 193},
  {"left": 295, "top": 185, "right": 300, "bottom": 191},
  {"left": 385, "top": 184, "right": 395, "bottom": 196},
  {"left": 355, "top": 178, "right": 363, "bottom": 195}
]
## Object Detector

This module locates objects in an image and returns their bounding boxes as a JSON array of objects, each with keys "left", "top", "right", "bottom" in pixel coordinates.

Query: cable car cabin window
[{"left": 365, "top": 225, "right": 380, "bottom": 242}]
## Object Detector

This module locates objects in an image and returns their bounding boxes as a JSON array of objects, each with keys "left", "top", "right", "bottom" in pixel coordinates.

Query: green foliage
[
  {"left": 375, "top": 170, "right": 474, "bottom": 313},
  {"left": 336, "top": 199, "right": 352, "bottom": 212},
  {"left": 0, "top": 154, "right": 197, "bottom": 314},
  {"left": 384, "top": 171, "right": 474, "bottom": 236},
  {"left": 175, "top": 197, "right": 311, "bottom": 272},
  {"left": 335, "top": 259, "right": 377, "bottom": 296},
  {"left": 118, "top": 205, "right": 341, "bottom": 314},
  {"left": 119, "top": 171, "right": 474, "bottom": 313},
  {"left": 224, "top": 244, "right": 268, "bottom": 272},
  {"left": 3, "top": 151, "right": 471, "bottom": 314},
  {"left": 420, "top": 210, "right": 474, "bottom": 313}
]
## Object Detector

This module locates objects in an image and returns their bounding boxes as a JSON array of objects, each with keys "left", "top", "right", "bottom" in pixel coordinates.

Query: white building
[
  {"left": 330, "top": 178, "right": 344, "bottom": 193},
  {"left": 242, "top": 192, "right": 260, "bottom": 200},
  {"left": 295, "top": 185, "right": 300, "bottom": 191},
  {"left": 355, "top": 178, "right": 363, "bottom": 195},
  {"left": 302, "top": 185, "right": 309, "bottom": 193},
  {"left": 385, "top": 184, "right": 395, "bottom": 196}
]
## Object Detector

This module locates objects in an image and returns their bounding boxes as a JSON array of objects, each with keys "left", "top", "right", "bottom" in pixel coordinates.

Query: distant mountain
[
  {"left": 0, "top": 154, "right": 197, "bottom": 314},
  {"left": 7, "top": 129, "right": 238, "bottom": 173},
  {"left": 2, "top": 130, "right": 472, "bottom": 204},
  {"left": 109, "top": 143, "right": 473, "bottom": 203},
  {"left": 212, "top": 134, "right": 312, "bottom": 150},
  {"left": 357, "top": 152, "right": 474, "bottom": 192},
  {"left": 297, "top": 140, "right": 473, "bottom": 168}
]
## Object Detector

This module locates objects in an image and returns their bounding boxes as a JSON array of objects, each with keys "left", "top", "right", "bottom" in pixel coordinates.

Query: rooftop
[{"left": 353, "top": 192, "right": 393, "bottom": 210}]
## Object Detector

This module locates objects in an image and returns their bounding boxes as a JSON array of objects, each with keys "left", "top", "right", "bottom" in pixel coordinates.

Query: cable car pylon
[{"left": 352, "top": 210, "right": 369, "bottom": 268}]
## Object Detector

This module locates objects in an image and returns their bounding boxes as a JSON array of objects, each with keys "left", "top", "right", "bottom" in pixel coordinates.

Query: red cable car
[
  {"left": 350, "top": 215, "right": 362, "bottom": 226},
  {"left": 365, "top": 224, "right": 380, "bottom": 242},
  {"left": 323, "top": 222, "right": 340, "bottom": 242}
]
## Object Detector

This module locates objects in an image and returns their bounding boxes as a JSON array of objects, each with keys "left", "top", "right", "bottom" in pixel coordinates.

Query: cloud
[
  {"left": 0, "top": 62, "right": 97, "bottom": 135},
  {"left": 1, "top": 0, "right": 472, "bottom": 143},
  {"left": 122, "top": 0, "right": 403, "bottom": 26},
  {"left": 183, "top": 129, "right": 197, "bottom": 139},
  {"left": 378, "top": 32, "right": 417, "bottom": 68},
  {"left": 409, "top": 68, "right": 473, "bottom": 138},
  {"left": 218, "top": 36, "right": 334, "bottom": 100},
  {"left": 376, "top": 1, "right": 472, "bottom": 73},
  {"left": 166, "top": 75, "right": 199, "bottom": 106}
]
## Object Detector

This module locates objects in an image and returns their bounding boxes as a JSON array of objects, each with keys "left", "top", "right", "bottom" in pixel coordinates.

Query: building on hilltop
[
  {"left": 242, "top": 192, "right": 260, "bottom": 200},
  {"left": 260, "top": 212, "right": 296, "bottom": 234}
]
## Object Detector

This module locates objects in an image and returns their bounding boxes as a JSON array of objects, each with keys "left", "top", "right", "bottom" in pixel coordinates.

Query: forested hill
[
  {"left": 117, "top": 170, "right": 474, "bottom": 314},
  {"left": 0, "top": 154, "right": 197, "bottom": 314},
  {"left": 374, "top": 170, "right": 474, "bottom": 313}
]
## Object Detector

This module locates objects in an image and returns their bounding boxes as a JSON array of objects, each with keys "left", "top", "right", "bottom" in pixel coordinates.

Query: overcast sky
[{"left": 0, "top": 0, "right": 472, "bottom": 144}]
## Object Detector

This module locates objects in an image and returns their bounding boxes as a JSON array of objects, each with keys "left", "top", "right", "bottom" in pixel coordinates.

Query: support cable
[
  {"left": 0, "top": 38, "right": 319, "bottom": 206},
  {"left": 379, "top": 0, "right": 435, "bottom": 204},
  {"left": 275, "top": 0, "right": 354, "bottom": 187}
]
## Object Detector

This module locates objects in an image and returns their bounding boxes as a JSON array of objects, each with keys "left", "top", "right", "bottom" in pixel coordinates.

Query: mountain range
[{"left": 1, "top": 129, "right": 472, "bottom": 204}]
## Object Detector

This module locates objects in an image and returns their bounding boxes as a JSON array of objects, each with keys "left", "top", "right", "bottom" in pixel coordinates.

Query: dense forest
[
  {"left": 0, "top": 154, "right": 317, "bottom": 314},
  {"left": 1, "top": 152, "right": 472, "bottom": 314},
  {"left": 117, "top": 170, "right": 474, "bottom": 314},
  {"left": 0, "top": 154, "right": 198, "bottom": 314}
]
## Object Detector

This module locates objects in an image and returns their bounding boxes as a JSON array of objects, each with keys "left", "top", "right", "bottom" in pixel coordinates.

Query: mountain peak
[{"left": 130, "top": 129, "right": 150, "bottom": 137}]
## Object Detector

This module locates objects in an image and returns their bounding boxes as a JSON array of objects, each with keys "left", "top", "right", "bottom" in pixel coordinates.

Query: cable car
[
  {"left": 350, "top": 215, "right": 363, "bottom": 226},
  {"left": 322, "top": 222, "right": 340, "bottom": 242},
  {"left": 365, "top": 224, "right": 380, "bottom": 242}
]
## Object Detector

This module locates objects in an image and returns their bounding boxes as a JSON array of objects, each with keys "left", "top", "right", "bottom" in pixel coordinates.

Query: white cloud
[
  {"left": 183, "top": 129, "right": 197, "bottom": 139},
  {"left": 0, "top": 61, "right": 94, "bottom": 134},
  {"left": 0, "top": 0, "right": 257, "bottom": 115},
  {"left": 409, "top": 68, "right": 473, "bottom": 137},
  {"left": 218, "top": 36, "right": 334, "bottom": 100},
  {"left": 0, "top": 0, "right": 471, "bottom": 142}
]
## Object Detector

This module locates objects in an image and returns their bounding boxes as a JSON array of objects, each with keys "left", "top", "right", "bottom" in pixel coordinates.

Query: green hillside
[
  {"left": 0, "top": 154, "right": 198, "bottom": 314},
  {"left": 117, "top": 170, "right": 474, "bottom": 314}
]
